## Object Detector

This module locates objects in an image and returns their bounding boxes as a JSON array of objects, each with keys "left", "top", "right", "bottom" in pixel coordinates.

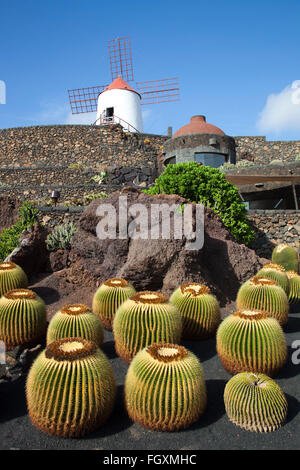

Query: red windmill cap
[
  {"left": 101, "top": 76, "right": 141, "bottom": 98},
  {"left": 173, "top": 115, "right": 226, "bottom": 137}
]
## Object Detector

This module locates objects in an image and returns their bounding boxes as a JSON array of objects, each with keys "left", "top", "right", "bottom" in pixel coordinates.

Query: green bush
[
  {"left": 46, "top": 222, "right": 77, "bottom": 251},
  {"left": 145, "top": 162, "right": 255, "bottom": 245},
  {"left": 0, "top": 202, "right": 40, "bottom": 262}
]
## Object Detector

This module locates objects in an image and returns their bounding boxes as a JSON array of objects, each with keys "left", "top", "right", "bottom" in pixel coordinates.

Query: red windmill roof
[
  {"left": 173, "top": 115, "right": 226, "bottom": 137},
  {"left": 101, "top": 76, "right": 141, "bottom": 98}
]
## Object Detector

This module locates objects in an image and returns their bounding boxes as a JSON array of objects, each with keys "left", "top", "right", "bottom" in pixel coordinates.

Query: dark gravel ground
[{"left": 0, "top": 311, "right": 299, "bottom": 451}]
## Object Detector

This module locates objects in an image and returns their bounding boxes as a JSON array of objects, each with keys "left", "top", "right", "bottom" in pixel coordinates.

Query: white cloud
[
  {"left": 257, "top": 81, "right": 300, "bottom": 135},
  {"left": 25, "top": 101, "right": 96, "bottom": 126}
]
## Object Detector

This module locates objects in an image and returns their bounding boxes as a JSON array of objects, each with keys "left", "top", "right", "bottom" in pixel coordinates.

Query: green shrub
[
  {"left": 46, "top": 222, "right": 77, "bottom": 251},
  {"left": 83, "top": 192, "right": 107, "bottom": 205},
  {"left": 0, "top": 202, "right": 39, "bottom": 262},
  {"left": 145, "top": 162, "right": 255, "bottom": 245}
]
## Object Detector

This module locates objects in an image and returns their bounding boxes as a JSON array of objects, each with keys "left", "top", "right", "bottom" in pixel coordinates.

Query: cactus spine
[
  {"left": 113, "top": 291, "right": 182, "bottom": 363},
  {"left": 125, "top": 343, "right": 207, "bottom": 431},
  {"left": 26, "top": 337, "right": 116, "bottom": 437},
  {"left": 256, "top": 263, "right": 289, "bottom": 295},
  {"left": 224, "top": 372, "right": 288, "bottom": 432},
  {"left": 286, "top": 271, "right": 300, "bottom": 304},
  {"left": 47, "top": 304, "right": 104, "bottom": 347},
  {"left": 0, "top": 262, "right": 28, "bottom": 297},
  {"left": 92, "top": 278, "right": 136, "bottom": 330},
  {"left": 236, "top": 276, "right": 289, "bottom": 326},
  {"left": 272, "top": 243, "right": 299, "bottom": 273},
  {"left": 170, "top": 283, "right": 220, "bottom": 339},
  {"left": 0, "top": 289, "right": 46, "bottom": 350},
  {"left": 216, "top": 309, "right": 287, "bottom": 376}
]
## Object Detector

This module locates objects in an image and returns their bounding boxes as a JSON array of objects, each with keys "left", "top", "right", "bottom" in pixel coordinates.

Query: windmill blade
[
  {"left": 108, "top": 36, "right": 134, "bottom": 82},
  {"left": 135, "top": 78, "right": 180, "bottom": 105},
  {"left": 68, "top": 85, "right": 107, "bottom": 114}
]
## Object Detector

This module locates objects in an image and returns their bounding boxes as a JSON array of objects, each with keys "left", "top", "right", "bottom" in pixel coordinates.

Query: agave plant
[
  {"left": 224, "top": 372, "right": 288, "bottom": 432},
  {"left": 125, "top": 342, "right": 207, "bottom": 431},
  {"left": 46, "top": 222, "right": 77, "bottom": 251},
  {"left": 0, "top": 262, "right": 28, "bottom": 297}
]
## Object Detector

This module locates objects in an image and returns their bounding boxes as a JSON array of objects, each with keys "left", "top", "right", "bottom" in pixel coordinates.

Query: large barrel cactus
[
  {"left": 46, "top": 304, "right": 104, "bottom": 347},
  {"left": 272, "top": 243, "right": 299, "bottom": 273},
  {"left": 125, "top": 342, "right": 207, "bottom": 431},
  {"left": 0, "top": 288, "right": 47, "bottom": 350},
  {"left": 224, "top": 372, "right": 288, "bottom": 432},
  {"left": 0, "top": 262, "right": 28, "bottom": 297},
  {"left": 236, "top": 276, "right": 289, "bottom": 326},
  {"left": 113, "top": 291, "right": 182, "bottom": 363},
  {"left": 26, "top": 337, "right": 116, "bottom": 437},
  {"left": 286, "top": 271, "right": 300, "bottom": 305},
  {"left": 216, "top": 309, "right": 287, "bottom": 376},
  {"left": 256, "top": 263, "right": 289, "bottom": 295},
  {"left": 170, "top": 282, "right": 220, "bottom": 339},
  {"left": 92, "top": 278, "right": 136, "bottom": 330}
]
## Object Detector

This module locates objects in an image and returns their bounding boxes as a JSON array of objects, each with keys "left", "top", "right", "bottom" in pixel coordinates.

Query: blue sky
[{"left": 0, "top": 0, "right": 300, "bottom": 140}]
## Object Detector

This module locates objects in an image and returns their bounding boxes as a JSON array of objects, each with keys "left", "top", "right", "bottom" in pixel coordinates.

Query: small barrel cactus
[
  {"left": 236, "top": 276, "right": 289, "bottom": 326},
  {"left": 113, "top": 291, "right": 182, "bottom": 363},
  {"left": 272, "top": 243, "right": 299, "bottom": 273},
  {"left": 224, "top": 372, "right": 288, "bottom": 432},
  {"left": 92, "top": 278, "right": 136, "bottom": 330},
  {"left": 169, "top": 282, "right": 221, "bottom": 339},
  {"left": 46, "top": 304, "right": 104, "bottom": 347},
  {"left": 256, "top": 263, "right": 289, "bottom": 295},
  {"left": 286, "top": 271, "right": 300, "bottom": 304},
  {"left": 0, "top": 262, "right": 28, "bottom": 297},
  {"left": 0, "top": 288, "right": 47, "bottom": 350},
  {"left": 216, "top": 309, "right": 287, "bottom": 376},
  {"left": 26, "top": 337, "right": 116, "bottom": 437},
  {"left": 125, "top": 343, "right": 207, "bottom": 431}
]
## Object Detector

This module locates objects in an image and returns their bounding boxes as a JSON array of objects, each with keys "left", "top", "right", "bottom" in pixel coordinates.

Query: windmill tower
[{"left": 68, "top": 36, "right": 180, "bottom": 133}]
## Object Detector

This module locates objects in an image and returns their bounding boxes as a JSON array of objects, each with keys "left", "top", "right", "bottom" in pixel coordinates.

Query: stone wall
[{"left": 235, "top": 136, "right": 300, "bottom": 164}]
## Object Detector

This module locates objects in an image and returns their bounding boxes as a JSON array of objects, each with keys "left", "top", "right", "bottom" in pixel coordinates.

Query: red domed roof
[
  {"left": 101, "top": 76, "right": 141, "bottom": 98},
  {"left": 173, "top": 115, "right": 226, "bottom": 137}
]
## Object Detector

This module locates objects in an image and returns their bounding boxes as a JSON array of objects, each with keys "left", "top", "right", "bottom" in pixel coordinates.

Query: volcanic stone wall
[{"left": 235, "top": 136, "right": 300, "bottom": 164}]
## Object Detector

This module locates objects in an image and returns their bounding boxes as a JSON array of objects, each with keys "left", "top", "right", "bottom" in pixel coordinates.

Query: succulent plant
[
  {"left": 236, "top": 276, "right": 289, "bottom": 326},
  {"left": 26, "top": 337, "right": 116, "bottom": 437},
  {"left": 46, "top": 222, "right": 77, "bottom": 251},
  {"left": 224, "top": 372, "right": 288, "bottom": 432},
  {"left": 255, "top": 263, "right": 289, "bottom": 294},
  {"left": 113, "top": 291, "right": 182, "bottom": 363},
  {"left": 0, "top": 262, "right": 28, "bottom": 297},
  {"left": 125, "top": 342, "right": 207, "bottom": 431},
  {"left": 92, "top": 278, "right": 136, "bottom": 330},
  {"left": 286, "top": 271, "right": 300, "bottom": 304},
  {"left": 272, "top": 243, "right": 299, "bottom": 273},
  {"left": 216, "top": 309, "right": 287, "bottom": 376},
  {"left": 47, "top": 304, "right": 104, "bottom": 347},
  {"left": 0, "top": 288, "right": 46, "bottom": 350},
  {"left": 169, "top": 282, "right": 221, "bottom": 339}
]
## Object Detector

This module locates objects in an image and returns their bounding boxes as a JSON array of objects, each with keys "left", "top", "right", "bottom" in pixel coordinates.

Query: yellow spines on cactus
[
  {"left": 272, "top": 243, "right": 299, "bottom": 273},
  {"left": 113, "top": 291, "right": 182, "bottom": 363},
  {"left": 125, "top": 343, "right": 207, "bottom": 431},
  {"left": 46, "top": 304, "right": 104, "bottom": 347},
  {"left": 170, "top": 282, "right": 221, "bottom": 339},
  {"left": 286, "top": 271, "right": 300, "bottom": 304},
  {"left": 256, "top": 263, "right": 289, "bottom": 295},
  {"left": 216, "top": 309, "right": 287, "bottom": 376},
  {"left": 224, "top": 372, "right": 288, "bottom": 433},
  {"left": 236, "top": 276, "right": 289, "bottom": 326},
  {"left": 0, "top": 288, "right": 46, "bottom": 350},
  {"left": 92, "top": 278, "right": 136, "bottom": 330},
  {"left": 26, "top": 337, "right": 116, "bottom": 438},
  {"left": 0, "top": 262, "right": 28, "bottom": 297}
]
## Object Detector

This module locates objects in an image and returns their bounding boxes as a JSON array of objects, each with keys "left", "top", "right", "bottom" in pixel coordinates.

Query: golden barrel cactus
[
  {"left": 92, "top": 278, "right": 136, "bottom": 330},
  {"left": 224, "top": 372, "right": 288, "bottom": 432},
  {"left": 272, "top": 243, "right": 299, "bottom": 273},
  {"left": 170, "top": 282, "right": 220, "bottom": 339},
  {"left": 216, "top": 309, "right": 287, "bottom": 376},
  {"left": 46, "top": 304, "right": 104, "bottom": 347},
  {"left": 125, "top": 343, "right": 207, "bottom": 431},
  {"left": 0, "top": 288, "right": 46, "bottom": 350},
  {"left": 236, "top": 276, "right": 289, "bottom": 326},
  {"left": 113, "top": 291, "right": 182, "bottom": 363},
  {"left": 0, "top": 262, "right": 28, "bottom": 297},
  {"left": 26, "top": 337, "right": 116, "bottom": 437},
  {"left": 256, "top": 263, "right": 289, "bottom": 295},
  {"left": 286, "top": 271, "right": 300, "bottom": 305}
]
